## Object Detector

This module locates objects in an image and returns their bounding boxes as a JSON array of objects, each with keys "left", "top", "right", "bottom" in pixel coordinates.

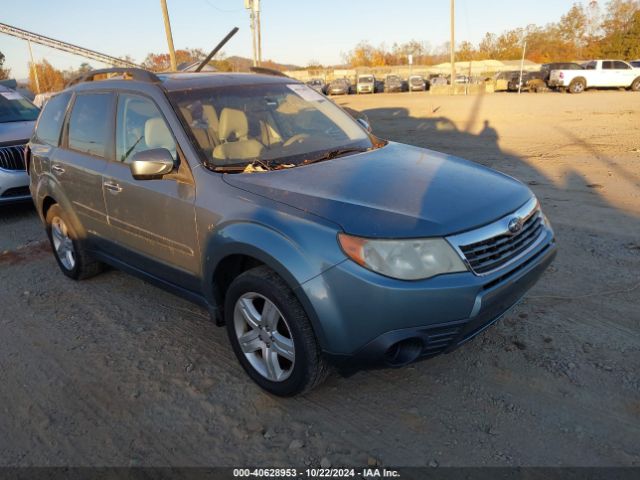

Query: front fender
[{"left": 201, "top": 220, "right": 345, "bottom": 349}]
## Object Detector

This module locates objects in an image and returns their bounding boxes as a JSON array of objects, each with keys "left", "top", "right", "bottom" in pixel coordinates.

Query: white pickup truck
[{"left": 549, "top": 60, "right": 640, "bottom": 93}]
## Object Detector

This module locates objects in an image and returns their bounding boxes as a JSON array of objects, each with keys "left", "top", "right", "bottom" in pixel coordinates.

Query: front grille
[
  {"left": 460, "top": 211, "right": 544, "bottom": 274},
  {"left": 0, "top": 144, "right": 26, "bottom": 171}
]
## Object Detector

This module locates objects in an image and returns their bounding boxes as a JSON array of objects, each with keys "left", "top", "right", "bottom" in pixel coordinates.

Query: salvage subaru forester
[{"left": 28, "top": 68, "right": 556, "bottom": 396}]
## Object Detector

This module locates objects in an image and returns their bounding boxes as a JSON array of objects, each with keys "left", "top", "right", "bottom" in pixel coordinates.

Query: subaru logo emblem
[{"left": 508, "top": 217, "right": 523, "bottom": 234}]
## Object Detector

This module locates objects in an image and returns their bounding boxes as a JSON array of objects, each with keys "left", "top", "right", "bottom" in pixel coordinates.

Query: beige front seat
[
  {"left": 145, "top": 117, "right": 175, "bottom": 152},
  {"left": 212, "top": 108, "right": 263, "bottom": 162}
]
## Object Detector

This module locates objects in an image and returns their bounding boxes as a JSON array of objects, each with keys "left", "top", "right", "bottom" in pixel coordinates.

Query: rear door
[
  {"left": 55, "top": 91, "right": 114, "bottom": 239},
  {"left": 101, "top": 92, "right": 199, "bottom": 290},
  {"left": 29, "top": 91, "right": 72, "bottom": 195},
  {"left": 601, "top": 61, "right": 619, "bottom": 86},
  {"left": 612, "top": 61, "right": 635, "bottom": 86}
]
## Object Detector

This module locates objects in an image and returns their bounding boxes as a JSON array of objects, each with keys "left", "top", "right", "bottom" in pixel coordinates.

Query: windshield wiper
[{"left": 302, "top": 147, "right": 369, "bottom": 166}]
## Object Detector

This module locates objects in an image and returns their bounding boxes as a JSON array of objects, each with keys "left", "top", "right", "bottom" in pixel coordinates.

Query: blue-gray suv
[{"left": 28, "top": 68, "right": 556, "bottom": 396}]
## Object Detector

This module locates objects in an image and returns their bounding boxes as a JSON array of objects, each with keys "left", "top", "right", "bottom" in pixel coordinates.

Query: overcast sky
[{"left": 2, "top": 0, "right": 584, "bottom": 79}]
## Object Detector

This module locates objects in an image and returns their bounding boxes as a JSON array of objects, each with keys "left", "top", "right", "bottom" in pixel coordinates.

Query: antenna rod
[{"left": 195, "top": 27, "right": 240, "bottom": 72}]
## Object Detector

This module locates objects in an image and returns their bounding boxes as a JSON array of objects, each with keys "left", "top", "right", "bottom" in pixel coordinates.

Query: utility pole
[
  {"left": 518, "top": 40, "right": 527, "bottom": 94},
  {"left": 450, "top": 0, "right": 455, "bottom": 95},
  {"left": 27, "top": 40, "right": 40, "bottom": 94},
  {"left": 255, "top": 0, "right": 262, "bottom": 65},
  {"left": 245, "top": 0, "right": 259, "bottom": 66},
  {"left": 160, "top": 0, "right": 177, "bottom": 71}
]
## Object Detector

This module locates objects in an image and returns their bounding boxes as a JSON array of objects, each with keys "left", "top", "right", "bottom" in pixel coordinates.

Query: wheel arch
[
  {"left": 202, "top": 223, "right": 334, "bottom": 348},
  {"left": 36, "top": 177, "right": 86, "bottom": 239},
  {"left": 571, "top": 76, "right": 587, "bottom": 87}
]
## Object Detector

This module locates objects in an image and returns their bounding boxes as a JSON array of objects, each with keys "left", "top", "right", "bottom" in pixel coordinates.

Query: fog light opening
[{"left": 384, "top": 338, "right": 423, "bottom": 367}]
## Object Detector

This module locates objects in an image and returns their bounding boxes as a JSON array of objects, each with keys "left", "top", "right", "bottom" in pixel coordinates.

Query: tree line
[
  {"left": 342, "top": 0, "right": 640, "bottom": 68},
  {"left": 2, "top": 0, "right": 637, "bottom": 93}
]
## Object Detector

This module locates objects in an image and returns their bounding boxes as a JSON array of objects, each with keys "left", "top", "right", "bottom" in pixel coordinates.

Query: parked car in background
[
  {"left": 630, "top": 60, "right": 640, "bottom": 68},
  {"left": 540, "top": 62, "right": 583, "bottom": 84},
  {"left": 549, "top": 60, "right": 640, "bottom": 93},
  {"left": 0, "top": 85, "right": 40, "bottom": 204},
  {"left": 508, "top": 71, "right": 546, "bottom": 92},
  {"left": 384, "top": 74, "right": 403, "bottom": 93},
  {"left": 28, "top": 67, "right": 556, "bottom": 396},
  {"left": 408, "top": 75, "right": 426, "bottom": 91},
  {"left": 306, "top": 78, "right": 326, "bottom": 95},
  {"left": 454, "top": 74, "right": 469, "bottom": 84},
  {"left": 357, "top": 74, "right": 375, "bottom": 94},
  {"left": 327, "top": 78, "right": 350, "bottom": 95},
  {"left": 493, "top": 71, "right": 520, "bottom": 92},
  {"left": 429, "top": 75, "right": 448, "bottom": 87}
]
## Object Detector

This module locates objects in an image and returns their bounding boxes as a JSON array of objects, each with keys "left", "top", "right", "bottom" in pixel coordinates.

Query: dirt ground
[{"left": 1, "top": 90, "right": 639, "bottom": 467}]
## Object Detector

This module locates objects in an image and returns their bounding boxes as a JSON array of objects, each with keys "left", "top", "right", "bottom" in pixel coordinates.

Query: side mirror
[
  {"left": 129, "top": 148, "right": 175, "bottom": 180},
  {"left": 343, "top": 107, "right": 373, "bottom": 133},
  {"left": 357, "top": 115, "right": 372, "bottom": 133}
]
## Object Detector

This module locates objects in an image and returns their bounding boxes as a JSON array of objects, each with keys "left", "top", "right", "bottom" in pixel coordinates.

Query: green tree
[{"left": 0, "top": 51, "right": 11, "bottom": 80}]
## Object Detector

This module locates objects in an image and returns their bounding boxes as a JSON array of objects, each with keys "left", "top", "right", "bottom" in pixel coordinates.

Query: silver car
[{"left": 0, "top": 85, "right": 39, "bottom": 203}]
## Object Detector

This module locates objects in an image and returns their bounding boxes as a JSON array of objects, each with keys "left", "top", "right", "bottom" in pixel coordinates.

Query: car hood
[
  {"left": 0, "top": 121, "right": 36, "bottom": 145},
  {"left": 223, "top": 142, "right": 533, "bottom": 238}
]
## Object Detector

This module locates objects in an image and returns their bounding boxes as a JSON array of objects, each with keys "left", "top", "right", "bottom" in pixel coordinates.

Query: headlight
[
  {"left": 541, "top": 211, "right": 554, "bottom": 232},
  {"left": 338, "top": 233, "right": 467, "bottom": 280}
]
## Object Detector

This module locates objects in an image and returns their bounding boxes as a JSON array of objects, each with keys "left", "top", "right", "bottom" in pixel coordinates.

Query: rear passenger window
[
  {"left": 68, "top": 93, "right": 114, "bottom": 158},
  {"left": 613, "top": 61, "right": 630, "bottom": 69},
  {"left": 603, "top": 61, "right": 614, "bottom": 70},
  {"left": 35, "top": 91, "right": 71, "bottom": 146},
  {"left": 116, "top": 94, "right": 176, "bottom": 163}
]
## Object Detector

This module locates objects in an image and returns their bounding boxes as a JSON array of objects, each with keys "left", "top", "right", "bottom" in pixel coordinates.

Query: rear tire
[
  {"left": 568, "top": 78, "right": 586, "bottom": 94},
  {"left": 45, "top": 204, "right": 103, "bottom": 280},
  {"left": 224, "top": 266, "right": 329, "bottom": 396},
  {"left": 631, "top": 77, "right": 640, "bottom": 92}
]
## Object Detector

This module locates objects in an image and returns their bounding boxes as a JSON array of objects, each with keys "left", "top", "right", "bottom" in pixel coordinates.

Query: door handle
[
  {"left": 103, "top": 181, "right": 123, "bottom": 193},
  {"left": 51, "top": 164, "right": 65, "bottom": 175}
]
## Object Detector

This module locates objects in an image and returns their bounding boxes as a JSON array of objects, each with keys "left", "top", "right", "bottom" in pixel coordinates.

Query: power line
[{"left": 204, "top": 0, "right": 244, "bottom": 13}]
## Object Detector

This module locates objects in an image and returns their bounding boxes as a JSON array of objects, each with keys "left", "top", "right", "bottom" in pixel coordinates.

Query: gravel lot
[{"left": 1, "top": 90, "right": 638, "bottom": 467}]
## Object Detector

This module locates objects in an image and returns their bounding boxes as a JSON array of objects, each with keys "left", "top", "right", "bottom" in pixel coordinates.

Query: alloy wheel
[
  {"left": 51, "top": 216, "right": 76, "bottom": 271},
  {"left": 233, "top": 292, "right": 295, "bottom": 382}
]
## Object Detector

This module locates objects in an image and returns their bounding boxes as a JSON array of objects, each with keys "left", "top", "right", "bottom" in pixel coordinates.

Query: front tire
[
  {"left": 224, "top": 266, "right": 329, "bottom": 396},
  {"left": 45, "top": 204, "right": 103, "bottom": 280}
]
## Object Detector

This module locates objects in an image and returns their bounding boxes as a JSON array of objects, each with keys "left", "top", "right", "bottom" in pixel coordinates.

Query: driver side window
[{"left": 116, "top": 94, "right": 176, "bottom": 164}]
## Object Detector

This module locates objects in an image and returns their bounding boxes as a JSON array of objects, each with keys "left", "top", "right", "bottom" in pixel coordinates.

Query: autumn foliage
[{"left": 344, "top": 0, "right": 640, "bottom": 67}]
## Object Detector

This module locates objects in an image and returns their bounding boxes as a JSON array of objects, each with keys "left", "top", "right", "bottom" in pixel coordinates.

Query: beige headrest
[
  {"left": 202, "top": 105, "right": 219, "bottom": 131},
  {"left": 145, "top": 117, "right": 174, "bottom": 150},
  {"left": 219, "top": 108, "right": 249, "bottom": 141}
]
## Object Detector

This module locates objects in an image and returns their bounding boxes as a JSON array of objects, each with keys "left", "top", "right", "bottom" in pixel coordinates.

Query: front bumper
[
  {"left": 302, "top": 229, "right": 556, "bottom": 368},
  {"left": 0, "top": 169, "right": 31, "bottom": 204}
]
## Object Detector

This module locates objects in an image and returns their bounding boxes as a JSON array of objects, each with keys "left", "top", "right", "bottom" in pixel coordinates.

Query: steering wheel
[{"left": 283, "top": 133, "right": 310, "bottom": 147}]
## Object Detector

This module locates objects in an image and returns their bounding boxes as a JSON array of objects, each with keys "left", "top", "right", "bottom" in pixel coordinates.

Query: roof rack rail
[
  {"left": 67, "top": 67, "right": 161, "bottom": 87},
  {"left": 249, "top": 66, "right": 289, "bottom": 78}
]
